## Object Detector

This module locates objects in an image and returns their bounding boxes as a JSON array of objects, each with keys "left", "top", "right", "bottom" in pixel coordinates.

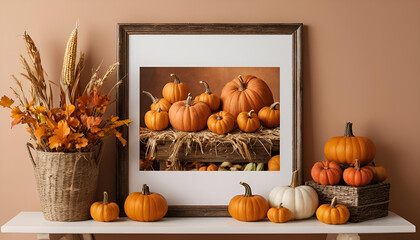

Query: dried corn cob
[{"left": 61, "top": 26, "right": 78, "bottom": 86}]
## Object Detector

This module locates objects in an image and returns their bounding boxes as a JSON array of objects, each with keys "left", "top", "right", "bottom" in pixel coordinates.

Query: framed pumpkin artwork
[{"left": 117, "top": 23, "right": 303, "bottom": 216}]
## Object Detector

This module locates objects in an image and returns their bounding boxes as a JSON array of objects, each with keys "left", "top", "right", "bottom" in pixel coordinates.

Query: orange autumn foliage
[{"left": 0, "top": 30, "right": 132, "bottom": 152}]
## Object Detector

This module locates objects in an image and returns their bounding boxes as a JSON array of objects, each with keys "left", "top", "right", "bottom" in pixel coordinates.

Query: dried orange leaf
[
  {"left": 0, "top": 96, "right": 14, "bottom": 108},
  {"left": 34, "top": 126, "right": 46, "bottom": 144}
]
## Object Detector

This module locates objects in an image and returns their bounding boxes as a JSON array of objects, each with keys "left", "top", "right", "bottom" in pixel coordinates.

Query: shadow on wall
[{"left": 139, "top": 67, "right": 280, "bottom": 127}]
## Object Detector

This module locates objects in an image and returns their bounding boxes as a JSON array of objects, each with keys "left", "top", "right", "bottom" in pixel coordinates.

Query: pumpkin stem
[
  {"left": 270, "top": 102, "right": 280, "bottom": 110},
  {"left": 278, "top": 202, "right": 284, "bottom": 209},
  {"left": 330, "top": 196, "right": 338, "bottom": 208},
  {"left": 103, "top": 191, "right": 109, "bottom": 205},
  {"left": 247, "top": 109, "right": 255, "bottom": 118},
  {"left": 186, "top": 93, "right": 192, "bottom": 107},
  {"left": 216, "top": 116, "right": 223, "bottom": 120},
  {"left": 354, "top": 159, "right": 361, "bottom": 170},
  {"left": 170, "top": 73, "right": 180, "bottom": 84},
  {"left": 240, "top": 182, "right": 253, "bottom": 197},
  {"left": 142, "top": 184, "right": 151, "bottom": 195},
  {"left": 238, "top": 75, "right": 246, "bottom": 91},
  {"left": 289, "top": 170, "right": 300, "bottom": 188},
  {"left": 142, "top": 91, "right": 158, "bottom": 103},
  {"left": 200, "top": 81, "right": 212, "bottom": 94},
  {"left": 156, "top": 105, "right": 162, "bottom": 113},
  {"left": 344, "top": 122, "right": 355, "bottom": 137}
]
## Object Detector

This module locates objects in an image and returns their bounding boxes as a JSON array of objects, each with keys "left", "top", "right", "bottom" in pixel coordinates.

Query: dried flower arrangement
[{"left": 0, "top": 25, "right": 131, "bottom": 152}]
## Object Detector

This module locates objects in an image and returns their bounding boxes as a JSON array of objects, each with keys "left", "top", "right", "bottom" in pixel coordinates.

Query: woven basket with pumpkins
[{"left": 306, "top": 122, "right": 390, "bottom": 222}]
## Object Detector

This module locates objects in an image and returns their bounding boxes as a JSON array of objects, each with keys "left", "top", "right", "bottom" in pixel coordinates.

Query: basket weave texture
[
  {"left": 306, "top": 180, "right": 390, "bottom": 222},
  {"left": 28, "top": 143, "right": 102, "bottom": 221}
]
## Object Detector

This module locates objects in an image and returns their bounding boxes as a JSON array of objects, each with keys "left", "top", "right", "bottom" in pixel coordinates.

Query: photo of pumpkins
[{"left": 139, "top": 67, "right": 280, "bottom": 171}]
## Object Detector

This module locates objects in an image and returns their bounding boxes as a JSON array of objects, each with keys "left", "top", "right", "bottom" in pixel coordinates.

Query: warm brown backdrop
[
  {"left": 0, "top": 0, "right": 419, "bottom": 239},
  {"left": 139, "top": 67, "right": 280, "bottom": 127}
]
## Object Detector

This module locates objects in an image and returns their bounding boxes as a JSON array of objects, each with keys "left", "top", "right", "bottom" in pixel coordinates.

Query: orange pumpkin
[
  {"left": 324, "top": 122, "right": 376, "bottom": 165},
  {"left": 365, "top": 162, "right": 387, "bottom": 183},
  {"left": 228, "top": 182, "right": 269, "bottom": 222},
  {"left": 267, "top": 203, "right": 291, "bottom": 223},
  {"left": 168, "top": 93, "right": 211, "bottom": 132},
  {"left": 316, "top": 196, "right": 350, "bottom": 225},
  {"left": 195, "top": 81, "right": 220, "bottom": 112},
  {"left": 207, "top": 111, "right": 235, "bottom": 134},
  {"left": 142, "top": 91, "right": 171, "bottom": 112},
  {"left": 124, "top": 184, "right": 168, "bottom": 222},
  {"left": 199, "top": 163, "right": 218, "bottom": 171},
  {"left": 237, "top": 109, "right": 260, "bottom": 133},
  {"left": 221, "top": 75, "right": 274, "bottom": 117},
  {"left": 343, "top": 159, "right": 373, "bottom": 187},
  {"left": 311, "top": 160, "right": 342, "bottom": 185},
  {"left": 258, "top": 102, "right": 280, "bottom": 128},
  {"left": 268, "top": 155, "right": 280, "bottom": 171},
  {"left": 90, "top": 192, "right": 119, "bottom": 222},
  {"left": 162, "top": 73, "right": 190, "bottom": 103},
  {"left": 144, "top": 106, "right": 169, "bottom": 131}
]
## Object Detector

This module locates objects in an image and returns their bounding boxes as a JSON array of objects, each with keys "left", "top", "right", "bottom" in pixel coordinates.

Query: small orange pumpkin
[
  {"left": 258, "top": 102, "right": 280, "bottom": 128},
  {"left": 195, "top": 81, "right": 220, "bottom": 112},
  {"left": 142, "top": 91, "right": 171, "bottom": 112},
  {"left": 311, "top": 160, "right": 342, "bottom": 185},
  {"left": 365, "top": 162, "right": 387, "bottom": 183},
  {"left": 343, "top": 159, "right": 373, "bottom": 187},
  {"left": 199, "top": 163, "right": 218, "bottom": 171},
  {"left": 237, "top": 109, "right": 260, "bottom": 133},
  {"left": 162, "top": 73, "right": 190, "bottom": 103},
  {"left": 144, "top": 106, "right": 169, "bottom": 131},
  {"left": 207, "top": 111, "right": 235, "bottom": 134},
  {"left": 267, "top": 203, "right": 291, "bottom": 223},
  {"left": 316, "top": 196, "right": 350, "bottom": 224},
  {"left": 168, "top": 93, "right": 211, "bottom": 132},
  {"left": 124, "top": 184, "right": 168, "bottom": 222},
  {"left": 324, "top": 122, "right": 376, "bottom": 165},
  {"left": 228, "top": 182, "right": 269, "bottom": 222},
  {"left": 90, "top": 191, "right": 120, "bottom": 222},
  {"left": 268, "top": 155, "right": 280, "bottom": 171}
]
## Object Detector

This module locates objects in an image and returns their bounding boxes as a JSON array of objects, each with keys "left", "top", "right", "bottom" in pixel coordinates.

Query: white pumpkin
[{"left": 268, "top": 171, "right": 319, "bottom": 220}]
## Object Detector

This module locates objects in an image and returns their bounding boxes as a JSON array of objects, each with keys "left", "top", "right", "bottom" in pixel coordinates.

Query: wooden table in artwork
[{"left": 1, "top": 212, "right": 415, "bottom": 240}]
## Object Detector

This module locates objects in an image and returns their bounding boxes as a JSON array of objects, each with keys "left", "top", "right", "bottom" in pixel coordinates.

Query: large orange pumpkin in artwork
[
  {"left": 168, "top": 93, "right": 211, "bottom": 132},
  {"left": 220, "top": 75, "right": 274, "bottom": 117},
  {"left": 324, "top": 122, "right": 376, "bottom": 165}
]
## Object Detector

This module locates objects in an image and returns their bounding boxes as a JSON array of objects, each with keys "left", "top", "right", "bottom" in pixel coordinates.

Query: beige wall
[{"left": 0, "top": 0, "right": 419, "bottom": 239}]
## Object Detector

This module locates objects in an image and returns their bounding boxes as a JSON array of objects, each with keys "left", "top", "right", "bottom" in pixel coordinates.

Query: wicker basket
[
  {"left": 306, "top": 180, "right": 390, "bottom": 222},
  {"left": 26, "top": 142, "right": 103, "bottom": 222}
]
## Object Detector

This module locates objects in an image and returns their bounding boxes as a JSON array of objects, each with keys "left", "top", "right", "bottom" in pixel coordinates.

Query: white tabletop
[{"left": 1, "top": 211, "right": 415, "bottom": 234}]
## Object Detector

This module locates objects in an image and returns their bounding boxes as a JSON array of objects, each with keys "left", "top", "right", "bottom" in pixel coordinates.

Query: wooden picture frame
[{"left": 117, "top": 23, "right": 303, "bottom": 216}]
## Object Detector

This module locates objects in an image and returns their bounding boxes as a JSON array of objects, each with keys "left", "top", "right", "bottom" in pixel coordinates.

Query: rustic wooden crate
[
  {"left": 306, "top": 181, "right": 390, "bottom": 222},
  {"left": 153, "top": 139, "right": 279, "bottom": 170}
]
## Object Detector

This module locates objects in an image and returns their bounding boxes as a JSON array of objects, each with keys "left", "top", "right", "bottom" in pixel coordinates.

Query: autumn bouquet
[
  {"left": 0, "top": 26, "right": 131, "bottom": 221},
  {"left": 0, "top": 27, "right": 131, "bottom": 152}
]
